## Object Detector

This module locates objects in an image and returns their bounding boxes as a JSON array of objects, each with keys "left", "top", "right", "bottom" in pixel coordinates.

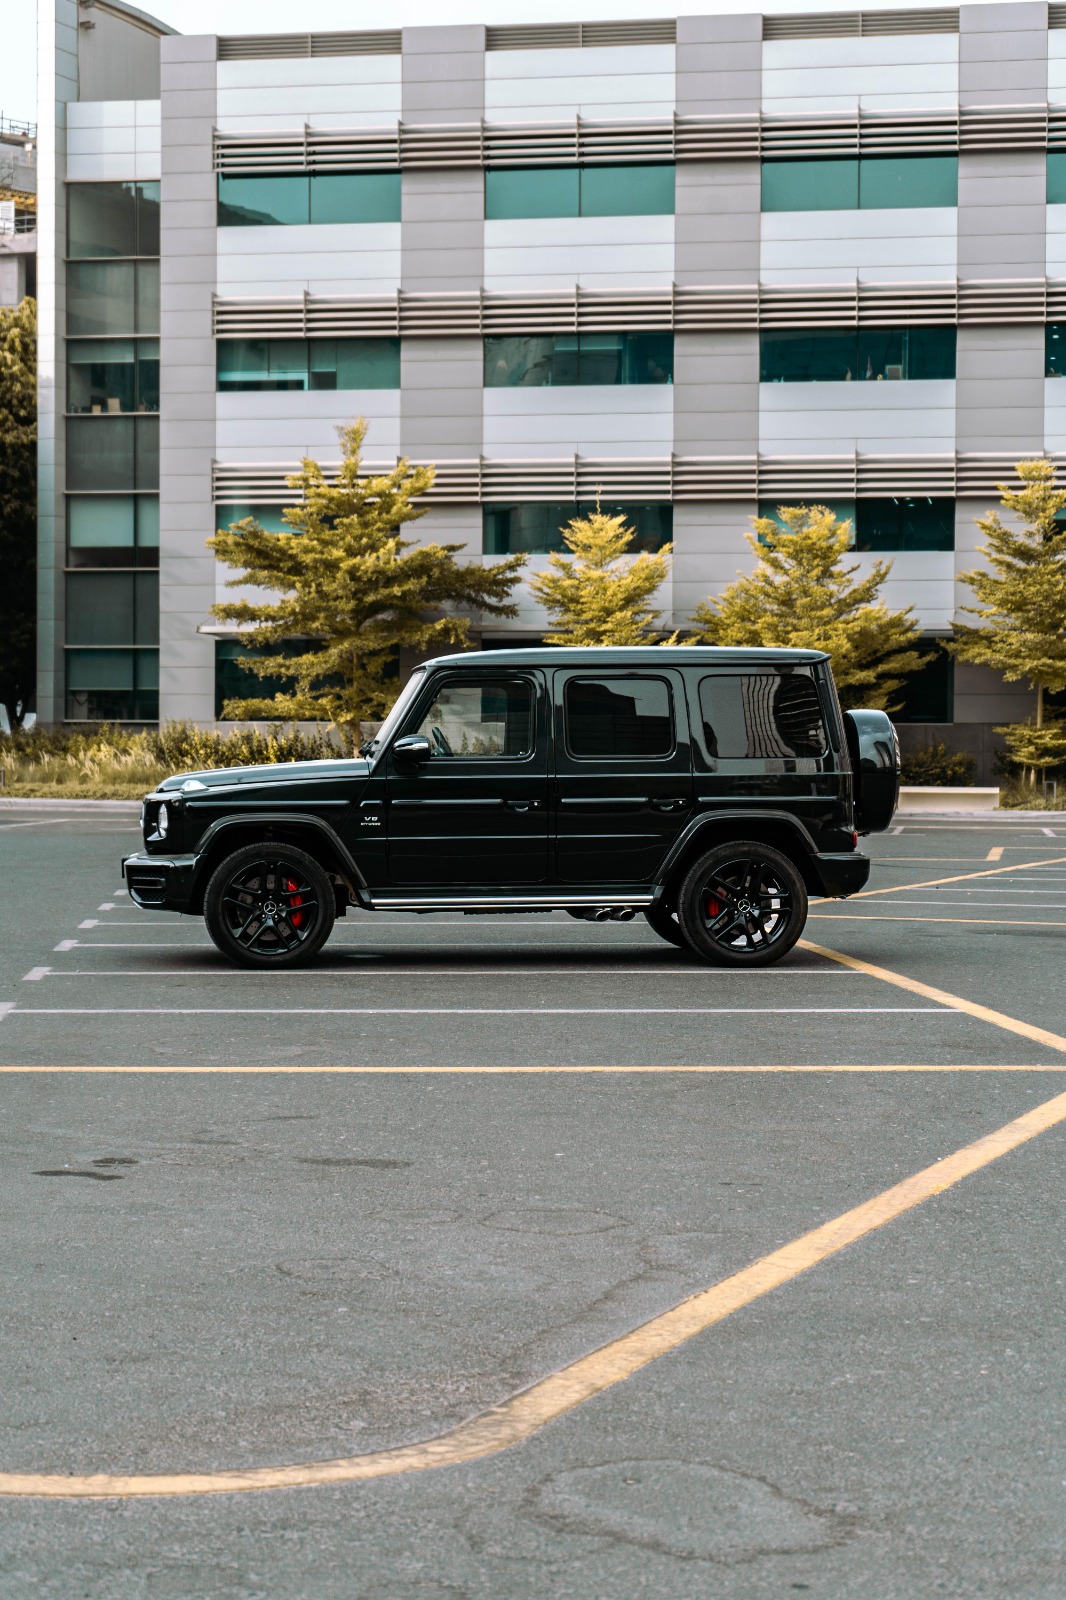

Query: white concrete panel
[
  {"left": 762, "top": 34, "right": 957, "bottom": 112},
  {"left": 215, "top": 391, "right": 401, "bottom": 459},
  {"left": 485, "top": 45, "right": 673, "bottom": 117},
  {"left": 1043, "top": 377, "right": 1066, "bottom": 449},
  {"left": 67, "top": 99, "right": 137, "bottom": 129},
  {"left": 758, "top": 380, "right": 956, "bottom": 453},
  {"left": 216, "top": 223, "right": 402, "bottom": 295},
  {"left": 760, "top": 209, "right": 957, "bottom": 284},
  {"left": 1049, "top": 30, "right": 1066, "bottom": 103},
  {"left": 483, "top": 385, "right": 672, "bottom": 455},
  {"left": 484, "top": 215, "right": 674, "bottom": 291},
  {"left": 217, "top": 56, "right": 401, "bottom": 90},
  {"left": 216, "top": 84, "right": 402, "bottom": 122},
  {"left": 1046, "top": 206, "right": 1066, "bottom": 276}
]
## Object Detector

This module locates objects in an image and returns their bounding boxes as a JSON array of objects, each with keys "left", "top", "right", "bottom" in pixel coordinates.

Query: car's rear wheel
[
  {"left": 676, "top": 840, "right": 807, "bottom": 967},
  {"left": 643, "top": 904, "right": 689, "bottom": 949},
  {"left": 204, "top": 843, "right": 335, "bottom": 969}
]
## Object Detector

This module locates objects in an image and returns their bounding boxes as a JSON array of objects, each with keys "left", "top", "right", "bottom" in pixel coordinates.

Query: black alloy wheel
[
  {"left": 204, "top": 843, "right": 336, "bottom": 969},
  {"left": 676, "top": 840, "right": 807, "bottom": 967},
  {"left": 643, "top": 904, "right": 690, "bottom": 949}
]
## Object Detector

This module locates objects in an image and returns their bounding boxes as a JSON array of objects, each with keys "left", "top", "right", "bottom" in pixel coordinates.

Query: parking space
[{"left": 0, "top": 810, "right": 1064, "bottom": 1596}]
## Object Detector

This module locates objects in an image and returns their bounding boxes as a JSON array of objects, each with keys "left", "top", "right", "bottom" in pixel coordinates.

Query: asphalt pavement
[{"left": 0, "top": 807, "right": 1064, "bottom": 1598}]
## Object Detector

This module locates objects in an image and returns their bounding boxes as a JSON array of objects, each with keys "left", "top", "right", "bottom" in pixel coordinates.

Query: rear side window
[
  {"left": 698, "top": 671, "right": 827, "bottom": 761},
  {"left": 412, "top": 679, "right": 533, "bottom": 758},
  {"left": 565, "top": 676, "right": 674, "bottom": 758}
]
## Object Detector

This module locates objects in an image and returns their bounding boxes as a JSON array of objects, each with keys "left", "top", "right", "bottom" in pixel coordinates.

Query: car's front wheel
[
  {"left": 676, "top": 841, "right": 807, "bottom": 967},
  {"left": 204, "top": 843, "right": 335, "bottom": 968}
]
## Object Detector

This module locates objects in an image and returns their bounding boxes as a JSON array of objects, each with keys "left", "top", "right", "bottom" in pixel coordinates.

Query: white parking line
[
  {"left": 20, "top": 966, "right": 865, "bottom": 978},
  {"left": 2, "top": 1005, "right": 962, "bottom": 1018},
  {"left": 77, "top": 920, "right": 99, "bottom": 930},
  {"left": 97, "top": 902, "right": 116, "bottom": 911},
  {"left": 0, "top": 1002, "right": 15, "bottom": 1021},
  {"left": 21, "top": 968, "right": 50, "bottom": 982},
  {"left": 0, "top": 819, "right": 74, "bottom": 830},
  {"left": 52, "top": 940, "right": 78, "bottom": 953}
]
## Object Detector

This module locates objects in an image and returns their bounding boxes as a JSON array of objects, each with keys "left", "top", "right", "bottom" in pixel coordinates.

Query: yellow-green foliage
[
  {"left": 528, "top": 505, "right": 673, "bottom": 644},
  {"left": 690, "top": 504, "right": 927, "bottom": 711},
  {"left": 0, "top": 722, "right": 338, "bottom": 798}
]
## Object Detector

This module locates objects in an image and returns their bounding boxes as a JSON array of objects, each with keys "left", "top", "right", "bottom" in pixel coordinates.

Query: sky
[{"left": 6, "top": 0, "right": 1015, "bottom": 132}]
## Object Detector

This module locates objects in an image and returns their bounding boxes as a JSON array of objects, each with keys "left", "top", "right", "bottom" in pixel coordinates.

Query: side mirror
[
  {"left": 843, "top": 710, "right": 900, "bottom": 833},
  {"left": 392, "top": 734, "right": 432, "bottom": 766}
]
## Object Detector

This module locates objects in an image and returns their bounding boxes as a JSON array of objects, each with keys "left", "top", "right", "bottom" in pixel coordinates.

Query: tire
[
  {"left": 643, "top": 904, "right": 690, "bottom": 949},
  {"left": 676, "top": 840, "right": 807, "bottom": 968},
  {"left": 204, "top": 842, "right": 336, "bottom": 969}
]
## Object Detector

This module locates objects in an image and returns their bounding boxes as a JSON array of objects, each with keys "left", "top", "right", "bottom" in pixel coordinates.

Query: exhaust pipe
[{"left": 611, "top": 908, "right": 636, "bottom": 922}]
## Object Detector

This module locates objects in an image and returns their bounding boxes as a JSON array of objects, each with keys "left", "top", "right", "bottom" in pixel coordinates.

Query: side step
[{"left": 365, "top": 893, "right": 655, "bottom": 914}]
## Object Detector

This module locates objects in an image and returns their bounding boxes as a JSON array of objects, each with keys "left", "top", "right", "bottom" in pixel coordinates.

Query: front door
[
  {"left": 553, "top": 669, "right": 693, "bottom": 884},
  {"left": 385, "top": 671, "right": 549, "bottom": 885}
]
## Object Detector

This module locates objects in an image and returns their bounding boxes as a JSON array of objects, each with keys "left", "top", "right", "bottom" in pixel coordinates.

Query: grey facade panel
[
  {"left": 675, "top": 163, "right": 761, "bottom": 286},
  {"left": 673, "top": 333, "right": 761, "bottom": 453},
  {"left": 401, "top": 338, "right": 483, "bottom": 459},
  {"left": 76, "top": 6, "right": 169, "bottom": 101},
  {"left": 401, "top": 25, "right": 486, "bottom": 122},
  {"left": 675, "top": 13, "right": 762, "bottom": 115},
  {"left": 958, "top": 1, "right": 1048, "bottom": 105}
]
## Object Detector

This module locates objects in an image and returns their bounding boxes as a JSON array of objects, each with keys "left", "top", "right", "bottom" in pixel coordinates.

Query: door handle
[
  {"left": 503, "top": 799, "right": 542, "bottom": 812},
  {"left": 650, "top": 797, "right": 688, "bottom": 812}
]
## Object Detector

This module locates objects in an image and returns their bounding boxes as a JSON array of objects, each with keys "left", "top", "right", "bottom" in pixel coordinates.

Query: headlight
[{"left": 156, "top": 803, "right": 169, "bottom": 838}]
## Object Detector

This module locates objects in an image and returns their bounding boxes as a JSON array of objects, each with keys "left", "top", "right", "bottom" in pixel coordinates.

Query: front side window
[
  {"left": 484, "top": 502, "right": 672, "bottom": 556},
  {"left": 761, "top": 155, "right": 957, "bottom": 213},
  {"left": 217, "top": 172, "right": 402, "bottom": 227},
  {"left": 485, "top": 332, "right": 673, "bottom": 387},
  {"left": 699, "top": 671, "right": 827, "bottom": 763},
  {"left": 485, "top": 164, "right": 675, "bottom": 221},
  {"left": 410, "top": 679, "right": 534, "bottom": 758},
  {"left": 216, "top": 337, "right": 401, "bottom": 392},
  {"left": 565, "top": 677, "right": 674, "bottom": 759},
  {"left": 760, "top": 326, "right": 955, "bottom": 382}
]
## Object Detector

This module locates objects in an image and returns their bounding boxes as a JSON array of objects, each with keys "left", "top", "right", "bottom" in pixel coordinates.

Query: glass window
[
  {"left": 217, "top": 338, "right": 309, "bottom": 391},
  {"left": 67, "top": 180, "right": 160, "bottom": 256},
  {"left": 761, "top": 159, "right": 859, "bottom": 212},
  {"left": 217, "top": 174, "right": 310, "bottom": 227},
  {"left": 410, "top": 679, "right": 534, "bottom": 758},
  {"left": 484, "top": 502, "right": 672, "bottom": 556},
  {"left": 699, "top": 671, "right": 827, "bottom": 762},
  {"left": 485, "top": 167, "right": 580, "bottom": 220},
  {"left": 66, "top": 571, "right": 157, "bottom": 647},
  {"left": 579, "top": 163, "right": 675, "bottom": 216},
  {"left": 67, "top": 338, "right": 158, "bottom": 414},
  {"left": 565, "top": 676, "right": 673, "bottom": 759},
  {"left": 1046, "top": 323, "right": 1066, "bottom": 375},
  {"left": 310, "top": 172, "right": 401, "bottom": 224},
  {"left": 136, "top": 181, "right": 160, "bottom": 254},
  {"left": 484, "top": 332, "right": 672, "bottom": 387},
  {"left": 758, "top": 501, "right": 856, "bottom": 545},
  {"left": 216, "top": 503, "right": 292, "bottom": 534},
  {"left": 1049, "top": 153, "right": 1066, "bottom": 205},
  {"left": 855, "top": 498, "right": 955, "bottom": 552},
  {"left": 309, "top": 336, "right": 401, "bottom": 389},
  {"left": 761, "top": 326, "right": 955, "bottom": 383},
  {"left": 67, "top": 494, "right": 159, "bottom": 567},
  {"left": 859, "top": 156, "right": 957, "bottom": 210},
  {"left": 65, "top": 647, "right": 158, "bottom": 721},
  {"left": 135, "top": 261, "right": 160, "bottom": 334},
  {"left": 67, "top": 416, "right": 135, "bottom": 490},
  {"left": 135, "top": 416, "right": 159, "bottom": 490},
  {"left": 67, "top": 261, "right": 157, "bottom": 336},
  {"left": 893, "top": 647, "right": 953, "bottom": 723},
  {"left": 215, "top": 640, "right": 298, "bottom": 719}
]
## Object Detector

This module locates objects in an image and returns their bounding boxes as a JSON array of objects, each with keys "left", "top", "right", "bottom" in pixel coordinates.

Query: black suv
[{"left": 122, "top": 647, "right": 898, "bottom": 969}]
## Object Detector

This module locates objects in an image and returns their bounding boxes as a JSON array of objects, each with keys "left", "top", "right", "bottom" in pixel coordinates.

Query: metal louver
[
  {"left": 486, "top": 19, "right": 676, "bottom": 49},
  {"left": 212, "top": 278, "right": 1066, "bottom": 340},
  {"left": 217, "top": 32, "right": 401, "bottom": 60},
  {"left": 212, "top": 453, "right": 1056, "bottom": 508},
  {"left": 763, "top": 9, "right": 959, "bottom": 40}
]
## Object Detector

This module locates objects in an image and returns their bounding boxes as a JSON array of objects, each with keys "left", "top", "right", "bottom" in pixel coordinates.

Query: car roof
[{"left": 424, "top": 646, "right": 829, "bottom": 669}]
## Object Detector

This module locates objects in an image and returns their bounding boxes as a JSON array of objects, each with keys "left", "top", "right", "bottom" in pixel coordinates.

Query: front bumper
[
  {"left": 810, "top": 851, "right": 871, "bottom": 898},
  {"left": 122, "top": 852, "right": 198, "bottom": 912}
]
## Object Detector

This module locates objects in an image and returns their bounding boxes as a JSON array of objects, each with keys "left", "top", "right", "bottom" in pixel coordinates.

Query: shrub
[{"left": 900, "top": 742, "right": 977, "bottom": 787}]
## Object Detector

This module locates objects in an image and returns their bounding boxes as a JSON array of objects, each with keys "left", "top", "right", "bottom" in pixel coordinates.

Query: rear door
[
  {"left": 553, "top": 669, "right": 693, "bottom": 884},
  {"left": 384, "top": 670, "right": 549, "bottom": 885}
]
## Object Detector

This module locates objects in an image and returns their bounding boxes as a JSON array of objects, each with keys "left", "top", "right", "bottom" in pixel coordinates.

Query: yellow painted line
[
  {"left": 0, "top": 1063, "right": 1060, "bottom": 1075},
  {"left": 852, "top": 853, "right": 1066, "bottom": 900},
  {"left": 800, "top": 940, "right": 1066, "bottom": 1056},
  {"left": 5, "top": 1080, "right": 1066, "bottom": 1498},
  {"left": 810, "top": 914, "right": 1066, "bottom": 929},
  {"left": 986, "top": 846, "right": 1004, "bottom": 861}
]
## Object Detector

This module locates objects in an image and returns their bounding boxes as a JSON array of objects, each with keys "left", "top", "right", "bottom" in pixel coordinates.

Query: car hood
[{"left": 156, "top": 758, "right": 371, "bottom": 793}]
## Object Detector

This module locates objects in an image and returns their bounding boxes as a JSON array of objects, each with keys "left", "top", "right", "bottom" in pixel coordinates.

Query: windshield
[{"left": 363, "top": 669, "right": 426, "bottom": 762}]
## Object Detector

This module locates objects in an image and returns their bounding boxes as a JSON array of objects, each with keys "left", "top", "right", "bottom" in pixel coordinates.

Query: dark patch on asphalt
[
  {"left": 93, "top": 1156, "right": 137, "bottom": 1167},
  {"left": 481, "top": 1207, "right": 628, "bottom": 1235},
  {"left": 33, "top": 1169, "right": 124, "bottom": 1181},
  {"left": 296, "top": 1157, "right": 412, "bottom": 1169}
]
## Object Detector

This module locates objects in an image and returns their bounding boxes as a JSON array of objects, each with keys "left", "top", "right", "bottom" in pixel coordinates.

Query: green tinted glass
[
  {"left": 762, "top": 326, "right": 955, "bottom": 383},
  {"left": 859, "top": 156, "right": 957, "bottom": 209},
  {"left": 1049, "top": 153, "right": 1066, "bottom": 205},
  {"left": 66, "top": 648, "right": 135, "bottom": 690},
  {"left": 217, "top": 504, "right": 291, "bottom": 533},
  {"left": 892, "top": 647, "right": 953, "bottom": 722},
  {"left": 761, "top": 159, "right": 859, "bottom": 211},
  {"left": 310, "top": 172, "right": 401, "bottom": 224},
  {"left": 217, "top": 174, "right": 309, "bottom": 226},
  {"left": 67, "top": 261, "right": 136, "bottom": 336},
  {"left": 1047, "top": 323, "right": 1066, "bottom": 375},
  {"left": 215, "top": 640, "right": 298, "bottom": 718},
  {"left": 758, "top": 502, "right": 856, "bottom": 544},
  {"left": 483, "top": 503, "right": 672, "bottom": 555},
  {"left": 68, "top": 182, "right": 138, "bottom": 257},
  {"left": 760, "top": 330, "right": 857, "bottom": 382},
  {"left": 855, "top": 498, "right": 955, "bottom": 552},
  {"left": 856, "top": 325, "right": 955, "bottom": 380},
  {"left": 485, "top": 167, "right": 580, "bottom": 219},
  {"left": 309, "top": 337, "right": 400, "bottom": 388},
  {"left": 67, "top": 417, "right": 135, "bottom": 490},
  {"left": 579, "top": 164, "right": 674, "bottom": 216},
  {"left": 68, "top": 495, "right": 136, "bottom": 548},
  {"left": 137, "top": 497, "right": 160, "bottom": 547}
]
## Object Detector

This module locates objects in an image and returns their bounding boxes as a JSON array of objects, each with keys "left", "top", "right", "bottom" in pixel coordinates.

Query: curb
[
  {"left": 895, "top": 808, "right": 1062, "bottom": 820},
  {"left": 0, "top": 797, "right": 141, "bottom": 814}
]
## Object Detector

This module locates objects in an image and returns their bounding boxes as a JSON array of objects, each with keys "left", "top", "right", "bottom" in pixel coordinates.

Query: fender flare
[
  {"left": 654, "top": 809, "right": 821, "bottom": 895},
  {"left": 189, "top": 813, "right": 371, "bottom": 906}
]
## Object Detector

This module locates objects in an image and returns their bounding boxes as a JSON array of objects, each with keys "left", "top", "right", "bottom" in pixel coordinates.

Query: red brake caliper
[
  {"left": 706, "top": 895, "right": 722, "bottom": 918},
  {"left": 284, "top": 875, "right": 305, "bottom": 929}
]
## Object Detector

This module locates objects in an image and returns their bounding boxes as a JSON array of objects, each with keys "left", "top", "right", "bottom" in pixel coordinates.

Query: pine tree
[
  {"left": 689, "top": 504, "right": 927, "bottom": 710},
  {"left": 0, "top": 297, "right": 36, "bottom": 726},
  {"left": 528, "top": 505, "right": 672, "bottom": 645},
  {"left": 954, "top": 459, "right": 1066, "bottom": 783},
  {"left": 209, "top": 420, "right": 526, "bottom": 745}
]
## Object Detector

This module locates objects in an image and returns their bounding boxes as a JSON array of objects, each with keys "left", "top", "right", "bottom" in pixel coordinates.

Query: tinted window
[
  {"left": 484, "top": 332, "right": 672, "bottom": 387},
  {"left": 855, "top": 498, "right": 955, "bottom": 552},
  {"left": 485, "top": 167, "right": 580, "bottom": 220},
  {"left": 762, "top": 159, "right": 858, "bottom": 212},
  {"left": 484, "top": 502, "right": 672, "bottom": 556},
  {"left": 309, "top": 172, "right": 401, "bottom": 224},
  {"left": 699, "top": 672, "right": 827, "bottom": 761},
  {"left": 579, "top": 163, "right": 674, "bottom": 216},
  {"left": 412, "top": 680, "right": 533, "bottom": 758},
  {"left": 485, "top": 164, "right": 674, "bottom": 220},
  {"left": 760, "top": 326, "right": 955, "bottom": 382},
  {"left": 1049, "top": 153, "right": 1066, "bottom": 205},
  {"left": 761, "top": 156, "right": 957, "bottom": 212},
  {"left": 566, "top": 677, "right": 673, "bottom": 758}
]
